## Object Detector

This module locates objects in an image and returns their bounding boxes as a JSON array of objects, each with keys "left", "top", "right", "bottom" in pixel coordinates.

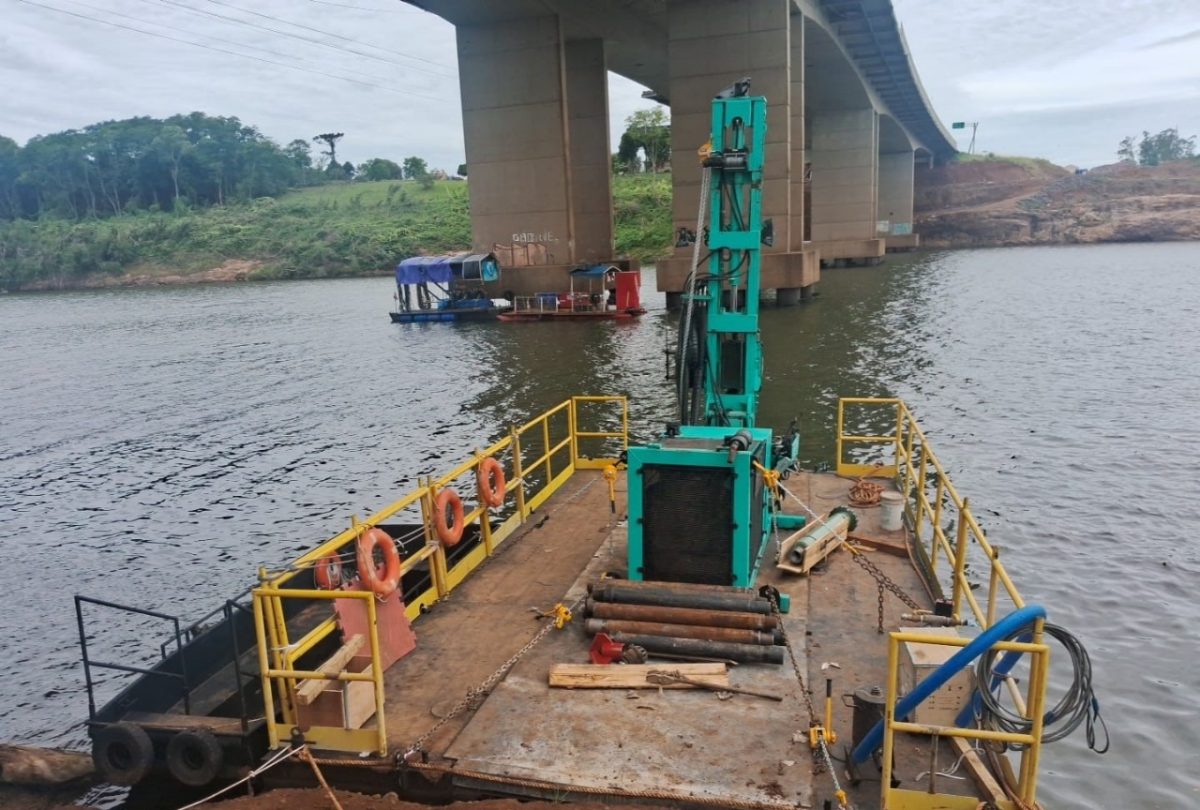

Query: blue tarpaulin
[
  {"left": 396, "top": 253, "right": 500, "bottom": 285},
  {"left": 569, "top": 264, "right": 618, "bottom": 278}
]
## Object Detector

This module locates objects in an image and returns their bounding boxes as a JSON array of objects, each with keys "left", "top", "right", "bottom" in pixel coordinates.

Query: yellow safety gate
[
  {"left": 252, "top": 396, "right": 628, "bottom": 756},
  {"left": 837, "top": 398, "right": 1050, "bottom": 808}
]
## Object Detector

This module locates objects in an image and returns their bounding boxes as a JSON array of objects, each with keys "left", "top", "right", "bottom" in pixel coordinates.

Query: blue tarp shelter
[{"left": 395, "top": 253, "right": 500, "bottom": 285}]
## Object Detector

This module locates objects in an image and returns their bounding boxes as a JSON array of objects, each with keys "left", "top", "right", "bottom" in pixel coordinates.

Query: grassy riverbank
[{"left": 0, "top": 174, "right": 674, "bottom": 291}]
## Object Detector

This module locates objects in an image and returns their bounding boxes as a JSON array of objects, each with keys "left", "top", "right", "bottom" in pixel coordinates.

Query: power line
[
  {"left": 14, "top": 0, "right": 441, "bottom": 100},
  {"left": 306, "top": 0, "right": 409, "bottom": 12},
  {"left": 151, "top": 0, "right": 447, "bottom": 79},
  {"left": 199, "top": 0, "right": 457, "bottom": 77},
  {"left": 58, "top": 0, "right": 327, "bottom": 67}
]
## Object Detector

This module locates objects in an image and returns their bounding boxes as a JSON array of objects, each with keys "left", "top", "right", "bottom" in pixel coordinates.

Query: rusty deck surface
[
  {"left": 381, "top": 469, "right": 626, "bottom": 753},
  {"left": 374, "top": 469, "right": 987, "bottom": 809}
]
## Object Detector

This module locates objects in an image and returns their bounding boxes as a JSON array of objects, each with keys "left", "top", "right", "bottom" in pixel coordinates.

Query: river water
[{"left": 2, "top": 242, "right": 1198, "bottom": 808}]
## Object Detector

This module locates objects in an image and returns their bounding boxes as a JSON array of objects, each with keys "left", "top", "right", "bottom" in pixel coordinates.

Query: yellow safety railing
[
  {"left": 251, "top": 395, "right": 628, "bottom": 754},
  {"left": 836, "top": 397, "right": 1024, "bottom": 629},
  {"left": 252, "top": 587, "right": 387, "bottom": 755},
  {"left": 837, "top": 398, "right": 1050, "bottom": 808},
  {"left": 882, "top": 632, "right": 1050, "bottom": 809}
]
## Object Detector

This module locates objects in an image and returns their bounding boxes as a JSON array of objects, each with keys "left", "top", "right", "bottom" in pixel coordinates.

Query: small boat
[
  {"left": 389, "top": 253, "right": 509, "bottom": 323},
  {"left": 498, "top": 264, "right": 646, "bottom": 322}
]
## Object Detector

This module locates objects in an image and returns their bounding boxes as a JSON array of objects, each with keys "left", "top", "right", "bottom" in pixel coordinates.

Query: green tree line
[{"left": 0, "top": 113, "right": 331, "bottom": 221}]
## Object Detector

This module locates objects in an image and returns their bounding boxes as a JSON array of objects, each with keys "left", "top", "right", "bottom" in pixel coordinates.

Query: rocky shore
[{"left": 914, "top": 158, "right": 1200, "bottom": 248}]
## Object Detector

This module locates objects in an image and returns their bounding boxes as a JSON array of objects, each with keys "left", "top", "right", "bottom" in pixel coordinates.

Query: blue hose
[{"left": 849, "top": 604, "right": 1046, "bottom": 765}]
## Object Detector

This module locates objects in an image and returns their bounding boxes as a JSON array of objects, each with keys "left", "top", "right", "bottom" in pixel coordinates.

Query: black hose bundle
[{"left": 975, "top": 622, "right": 1109, "bottom": 752}]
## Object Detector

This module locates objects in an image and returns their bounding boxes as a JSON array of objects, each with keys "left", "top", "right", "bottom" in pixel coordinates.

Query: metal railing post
[
  {"left": 74, "top": 597, "right": 97, "bottom": 720},
  {"left": 366, "top": 592, "right": 388, "bottom": 755},
  {"left": 568, "top": 398, "right": 579, "bottom": 467},
  {"left": 836, "top": 399, "right": 846, "bottom": 472},
  {"left": 511, "top": 427, "right": 528, "bottom": 519},
  {"left": 952, "top": 499, "right": 971, "bottom": 619},
  {"left": 251, "top": 592, "right": 279, "bottom": 750},
  {"left": 542, "top": 416, "right": 553, "bottom": 481},
  {"left": 915, "top": 442, "right": 930, "bottom": 534},
  {"left": 881, "top": 633, "right": 900, "bottom": 801},
  {"left": 930, "top": 477, "right": 946, "bottom": 573}
]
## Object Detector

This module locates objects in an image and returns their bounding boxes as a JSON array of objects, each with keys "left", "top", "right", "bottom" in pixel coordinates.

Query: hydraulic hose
[{"left": 850, "top": 604, "right": 1047, "bottom": 765}]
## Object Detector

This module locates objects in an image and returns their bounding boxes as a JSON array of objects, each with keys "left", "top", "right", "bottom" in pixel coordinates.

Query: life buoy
[
  {"left": 314, "top": 553, "right": 343, "bottom": 590},
  {"left": 356, "top": 528, "right": 401, "bottom": 597},
  {"left": 476, "top": 457, "right": 506, "bottom": 508},
  {"left": 434, "top": 488, "right": 465, "bottom": 547}
]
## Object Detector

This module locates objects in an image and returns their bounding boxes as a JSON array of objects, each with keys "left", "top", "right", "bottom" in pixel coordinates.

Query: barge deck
[{"left": 83, "top": 396, "right": 1057, "bottom": 810}]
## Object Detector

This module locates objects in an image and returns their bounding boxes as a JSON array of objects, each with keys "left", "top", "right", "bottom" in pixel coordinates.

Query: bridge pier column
[
  {"left": 809, "top": 108, "right": 885, "bottom": 266},
  {"left": 878, "top": 149, "right": 919, "bottom": 252},
  {"left": 657, "top": 0, "right": 817, "bottom": 307},
  {"left": 456, "top": 18, "right": 615, "bottom": 291}
]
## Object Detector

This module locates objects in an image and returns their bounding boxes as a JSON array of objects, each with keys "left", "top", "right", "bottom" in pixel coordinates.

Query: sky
[{"left": 3, "top": 0, "right": 1200, "bottom": 169}]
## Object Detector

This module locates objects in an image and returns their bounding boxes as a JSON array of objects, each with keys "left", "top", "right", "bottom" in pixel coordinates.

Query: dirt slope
[{"left": 914, "top": 158, "right": 1200, "bottom": 248}]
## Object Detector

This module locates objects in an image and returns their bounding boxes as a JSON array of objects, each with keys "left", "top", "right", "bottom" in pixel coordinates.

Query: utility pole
[{"left": 951, "top": 121, "right": 980, "bottom": 154}]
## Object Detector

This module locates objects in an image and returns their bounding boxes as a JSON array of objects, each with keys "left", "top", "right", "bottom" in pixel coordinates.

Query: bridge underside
[{"left": 405, "top": 0, "right": 954, "bottom": 300}]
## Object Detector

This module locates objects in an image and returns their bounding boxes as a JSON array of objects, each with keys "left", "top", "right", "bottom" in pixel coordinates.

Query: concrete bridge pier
[
  {"left": 878, "top": 148, "right": 920, "bottom": 252},
  {"left": 808, "top": 108, "right": 885, "bottom": 267},
  {"left": 657, "top": 0, "right": 819, "bottom": 310},
  {"left": 456, "top": 17, "right": 625, "bottom": 295}
]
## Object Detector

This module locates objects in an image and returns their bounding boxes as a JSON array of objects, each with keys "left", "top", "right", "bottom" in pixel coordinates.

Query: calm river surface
[{"left": 2, "top": 242, "right": 1198, "bottom": 808}]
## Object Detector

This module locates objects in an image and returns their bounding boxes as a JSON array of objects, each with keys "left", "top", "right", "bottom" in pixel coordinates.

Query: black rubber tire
[
  {"left": 92, "top": 722, "right": 155, "bottom": 786},
  {"left": 165, "top": 728, "right": 224, "bottom": 787}
]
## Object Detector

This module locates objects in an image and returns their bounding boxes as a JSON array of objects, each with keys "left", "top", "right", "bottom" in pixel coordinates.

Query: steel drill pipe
[
  {"left": 584, "top": 598, "right": 779, "bottom": 630},
  {"left": 584, "top": 618, "right": 780, "bottom": 646},
  {"left": 610, "top": 633, "right": 785, "bottom": 665},
  {"left": 591, "top": 583, "right": 773, "bottom": 615},
  {"left": 588, "top": 579, "right": 755, "bottom": 595}
]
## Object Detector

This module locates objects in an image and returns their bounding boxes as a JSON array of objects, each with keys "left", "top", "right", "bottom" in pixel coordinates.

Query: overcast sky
[{"left": 4, "top": 0, "right": 1200, "bottom": 169}]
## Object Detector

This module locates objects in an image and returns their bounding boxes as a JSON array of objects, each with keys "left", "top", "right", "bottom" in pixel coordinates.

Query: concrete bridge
[{"left": 405, "top": 0, "right": 957, "bottom": 305}]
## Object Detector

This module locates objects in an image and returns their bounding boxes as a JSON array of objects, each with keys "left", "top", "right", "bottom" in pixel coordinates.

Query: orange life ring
[
  {"left": 434, "top": 488, "right": 465, "bottom": 547},
  {"left": 314, "top": 553, "right": 343, "bottom": 590},
  {"left": 477, "top": 457, "right": 506, "bottom": 508},
  {"left": 356, "top": 528, "right": 401, "bottom": 597}
]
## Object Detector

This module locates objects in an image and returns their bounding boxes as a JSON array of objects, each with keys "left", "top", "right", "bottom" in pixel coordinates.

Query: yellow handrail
[
  {"left": 838, "top": 398, "right": 1047, "bottom": 808},
  {"left": 881, "top": 632, "right": 1050, "bottom": 808},
  {"left": 835, "top": 397, "right": 1024, "bottom": 630},
  {"left": 251, "top": 395, "right": 628, "bottom": 754}
]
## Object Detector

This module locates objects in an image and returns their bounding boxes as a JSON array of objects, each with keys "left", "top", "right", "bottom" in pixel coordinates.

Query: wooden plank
[
  {"left": 295, "top": 635, "right": 367, "bottom": 706},
  {"left": 949, "top": 736, "right": 1008, "bottom": 806},
  {"left": 123, "top": 712, "right": 246, "bottom": 735},
  {"left": 548, "top": 663, "right": 729, "bottom": 689},
  {"left": 848, "top": 532, "right": 909, "bottom": 558}
]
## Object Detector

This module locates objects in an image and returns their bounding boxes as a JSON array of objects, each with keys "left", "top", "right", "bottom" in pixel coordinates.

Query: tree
[
  {"left": 152, "top": 125, "right": 190, "bottom": 205},
  {"left": 1117, "top": 128, "right": 1196, "bottom": 166},
  {"left": 456, "top": 163, "right": 467, "bottom": 177},
  {"left": 312, "top": 132, "right": 345, "bottom": 165},
  {"left": 358, "top": 158, "right": 403, "bottom": 181},
  {"left": 402, "top": 156, "right": 429, "bottom": 180},
  {"left": 284, "top": 139, "right": 312, "bottom": 170},
  {"left": 622, "top": 108, "right": 670, "bottom": 172}
]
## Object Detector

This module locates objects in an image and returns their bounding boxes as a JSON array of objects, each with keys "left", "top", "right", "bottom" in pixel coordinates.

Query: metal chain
[
  {"left": 817, "top": 738, "right": 850, "bottom": 809},
  {"left": 404, "top": 593, "right": 586, "bottom": 759},
  {"left": 849, "top": 548, "right": 922, "bottom": 612},
  {"left": 766, "top": 591, "right": 817, "bottom": 723}
]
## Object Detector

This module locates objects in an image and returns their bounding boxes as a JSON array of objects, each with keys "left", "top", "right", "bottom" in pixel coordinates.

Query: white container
[{"left": 879, "top": 490, "right": 904, "bottom": 531}]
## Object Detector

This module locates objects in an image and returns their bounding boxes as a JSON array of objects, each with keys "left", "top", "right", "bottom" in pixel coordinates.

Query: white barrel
[{"left": 879, "top": 490, "right": 905, "bottom": 531}]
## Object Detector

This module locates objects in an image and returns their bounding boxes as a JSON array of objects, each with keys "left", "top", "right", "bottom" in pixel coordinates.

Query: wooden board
[
  {"left": 548, "top": 663, "right": 729, "bottom": 689},
  {"left": 122, "top": 712, "right": 246, "bottom": 736},
  {"left": 295, "top": 635, "right": 366, "bottom": 706}
]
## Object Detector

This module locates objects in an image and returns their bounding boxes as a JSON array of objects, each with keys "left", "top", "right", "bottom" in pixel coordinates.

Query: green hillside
[{"left": 0, "top": 174, "right": 673, "bottom": 291}]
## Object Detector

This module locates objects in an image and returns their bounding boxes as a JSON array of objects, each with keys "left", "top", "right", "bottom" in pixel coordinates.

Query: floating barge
[
  {"left": 77, "top": 397, "right": 1073, "bottom": 810},
  {"left": 389, "top": 253, "right": 508, "bottom": 323},
  {"left": 498, "top": 265, "right": 646, "bottom": 322},
  {"left": 76, "top": 89, "right": 1101, "bottom": 810}
]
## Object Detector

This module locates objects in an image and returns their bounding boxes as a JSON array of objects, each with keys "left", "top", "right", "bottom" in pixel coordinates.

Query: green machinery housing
[{"left": 627, "top": 84, "right": 802, "bottom": 590}]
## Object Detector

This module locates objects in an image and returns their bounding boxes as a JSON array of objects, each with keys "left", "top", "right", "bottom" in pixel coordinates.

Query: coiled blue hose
[{"left": 849, "top": 604, "right": 1047, "bottom": 765}]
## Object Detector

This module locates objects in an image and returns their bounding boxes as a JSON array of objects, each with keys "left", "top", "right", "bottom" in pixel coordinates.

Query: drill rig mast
[{"left": 626, "top": 82, "right": 800, "bottom": 589}]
